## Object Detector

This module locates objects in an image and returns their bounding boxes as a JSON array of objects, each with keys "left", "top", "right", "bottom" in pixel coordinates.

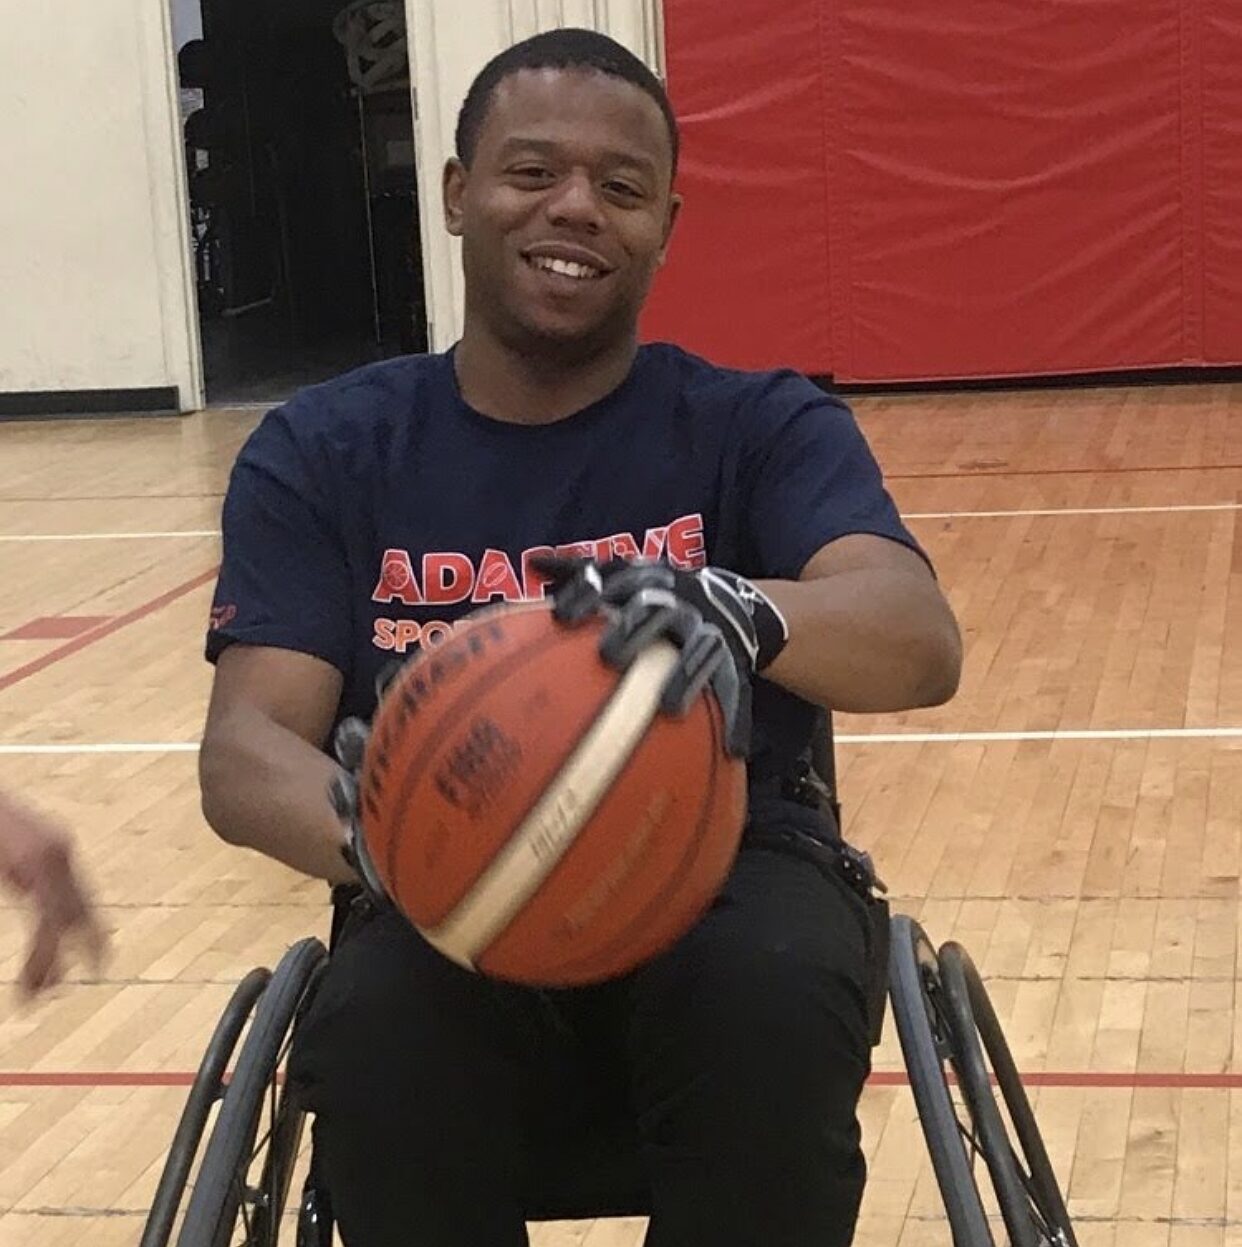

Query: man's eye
[{"left": 605, "top": 181, "right": 643, "bottom": 199}]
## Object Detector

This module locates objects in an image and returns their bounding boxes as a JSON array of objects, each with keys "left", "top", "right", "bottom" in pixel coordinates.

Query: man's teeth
[{"left": 530, "top": 256, "right": 602, "bottom": 280}]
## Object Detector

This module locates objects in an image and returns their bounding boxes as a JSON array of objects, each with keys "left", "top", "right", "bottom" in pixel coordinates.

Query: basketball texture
[{"left": 356, "top": 602, "right": 748, "bottom": 986}]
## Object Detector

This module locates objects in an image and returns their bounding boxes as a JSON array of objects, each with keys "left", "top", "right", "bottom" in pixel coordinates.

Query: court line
[
  {"left": 0, "top": 493, "right": 225, "bottom": 502},
  {"left": 886, "top": 462, "right": 1242, "bottom": 480},
  {"left": 0, "top": 567, "right": 219, "bottom": 694},
  {"left": 870, "top": 1070, "right": 1242, "bottom": 1090},
  {"left": 4, "top": 1069, "right": 1241, "bottom": 1089},
  {"left": 0, "top": 1073, "right": 200, "bottom": 1087},
  {"left": 0, "top": 743, "right": 201, "bottom": 755},
  {"left": 0, "top": 969, "right": 1226, "bottom": 987},
  {"left": 0, "top": 530, "right": 218, "bottom": 542},
  {"left": 904, "top": 502, "right": 1242, "bottom": 519},
  {"left": 5, "top": 726, "right": 1242, "bottom": 754},
  {"left": 836, "top": 727, "right": 1242, "bottom": 744},
  {"left": 3, "top": 1208, "right": 1235, "bottom": 1228},
  {"left": 2, "top": 501, "right": 1240, "bottom": 543}
]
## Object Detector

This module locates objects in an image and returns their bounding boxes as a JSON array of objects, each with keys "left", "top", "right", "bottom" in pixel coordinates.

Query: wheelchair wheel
[
  {"left": 176, "top": 937, "right": 329, "bottom": 1247},
  {"left": 141, "top": 969, "right": 272, "bottom": 1247},
  {"left": 888, "top": 915, "right": 993, "bottom": 1246},
  {"left": 938, "top": 942, "right": 1077, "bottom": 1247}
]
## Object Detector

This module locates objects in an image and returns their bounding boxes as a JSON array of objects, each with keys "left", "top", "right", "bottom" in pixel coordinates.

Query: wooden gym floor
[{"left": 1, "top": 380, "right": 1241, "bottom": 1245}]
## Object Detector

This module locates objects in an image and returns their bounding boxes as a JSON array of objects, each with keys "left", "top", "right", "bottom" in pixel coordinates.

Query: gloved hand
[
  {"left": 327, "top": 667, "right": 404, "bottom": 909},
  {"left": 531, "top": 557, "right": 789, "bottom": 758}
]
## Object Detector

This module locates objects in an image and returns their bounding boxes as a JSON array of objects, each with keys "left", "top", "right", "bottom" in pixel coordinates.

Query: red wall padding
[
  {"left": 642, "top": 1, "right": 1242, "bottom": 382},
  {"left": 643, "top": 0, "right": 833, "bottom": 374},
  {"left": 1202, "top": 4, "right": 1242, "bottom": 364}
]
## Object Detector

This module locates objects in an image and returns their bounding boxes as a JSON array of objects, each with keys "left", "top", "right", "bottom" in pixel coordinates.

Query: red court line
[
  {"left": 7, "top": 1070, "right": 1242, "bottom": 1090},
  {"left": 3, "top": 615, "right": 114, "bottom": 642},
  {"left": 0, "top": 1072, "right": 199, "bottom": 1087},
  {"left": 0, "top": 567, "right": 219, "bottom": 694},
  {"left": 868, "top": 1070, "right": 1242, "bottom": 1090}
]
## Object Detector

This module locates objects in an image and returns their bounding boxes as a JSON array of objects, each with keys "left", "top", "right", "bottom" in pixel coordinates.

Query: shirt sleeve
[
  {"left": 205, "top": 406, "right": 353, "bottom": 674},
  {"left": 738, "top": 373, "right": 930, "bottom": 581}
]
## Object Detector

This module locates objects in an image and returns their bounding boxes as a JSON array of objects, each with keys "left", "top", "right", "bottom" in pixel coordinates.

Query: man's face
[{"left": 445, "top": 68, "right": 680, "bottom": 356}]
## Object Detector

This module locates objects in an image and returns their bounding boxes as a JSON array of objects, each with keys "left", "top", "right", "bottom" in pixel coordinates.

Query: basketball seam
[
  {"left": 377, "top": 619, "right": 584, "bottom": 913},
  {"left": 509, "top": 688, "right": 734, "bottom": 982},
  {"left": 422, "top": 643, "right": 681, "bottom": 968}
]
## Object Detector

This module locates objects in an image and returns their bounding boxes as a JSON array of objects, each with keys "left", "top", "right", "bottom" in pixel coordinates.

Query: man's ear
[
  {"left": 656, "top": 192, "right": 683, "bottom": 267},
  {"left": 444, "top": 158, "right": 468, "bottom": 237}
]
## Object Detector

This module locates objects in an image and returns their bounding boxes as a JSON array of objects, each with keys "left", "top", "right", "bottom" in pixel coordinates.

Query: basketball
[{"left": 355, "top": 601, "right": 748, "bottom": 986}]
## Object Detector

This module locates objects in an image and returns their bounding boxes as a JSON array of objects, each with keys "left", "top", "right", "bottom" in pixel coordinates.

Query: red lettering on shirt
[{"left": 370, "top": 513, "right": 707, "bottom": 653}]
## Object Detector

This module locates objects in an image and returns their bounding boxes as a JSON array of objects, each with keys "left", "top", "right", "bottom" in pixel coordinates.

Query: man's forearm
[
  {"left": 757, "top": 568, "right": 962, "bottom": 713},
  {"left": 200, "top": 707, "right": 357, "bottom": 885}
]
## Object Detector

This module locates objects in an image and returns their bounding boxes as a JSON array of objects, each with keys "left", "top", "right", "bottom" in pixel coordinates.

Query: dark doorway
[{"left": 174, "top": 0, "right": 426, "bottom": 406}]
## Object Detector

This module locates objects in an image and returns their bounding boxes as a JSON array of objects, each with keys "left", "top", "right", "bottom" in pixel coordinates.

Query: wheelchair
[{"left": 141, "top": 718, "right": 1079, "bottom": 1247}]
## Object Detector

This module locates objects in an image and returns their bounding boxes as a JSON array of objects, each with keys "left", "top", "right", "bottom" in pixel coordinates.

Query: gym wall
[
  {"left": 642, "top": 0, "right": 1242, "bottom": 383},
  {"left": 0, "top": 2, "right": 200, "bottom": 415}
]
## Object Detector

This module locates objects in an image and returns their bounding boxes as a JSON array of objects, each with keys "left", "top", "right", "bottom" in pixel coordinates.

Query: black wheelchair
[{"left": 141, "top": 719, "right": 1078, "bottom": 1247}]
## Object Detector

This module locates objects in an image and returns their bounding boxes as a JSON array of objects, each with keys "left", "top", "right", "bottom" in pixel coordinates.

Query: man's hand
[
  {"left": 328, "top": 716, "right": 392, "bottom": 910},
  {"left": 0, "top": 792, "right": 107, "bottom": 998},
  {"left": 532, "top": 557, "right": 790, "bottom": 756}
]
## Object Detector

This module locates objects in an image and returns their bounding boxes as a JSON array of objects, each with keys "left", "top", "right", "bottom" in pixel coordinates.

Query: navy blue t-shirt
[{"left": 206, "top": 343, "right": 925, "bottom": 808}]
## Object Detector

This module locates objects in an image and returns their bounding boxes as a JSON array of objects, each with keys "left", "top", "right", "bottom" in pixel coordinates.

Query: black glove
[
  {"left": 326, "top": 673, "right": 401, "bottom": 910},
  {"left": 532, "top": 557, "right": 789, "bottom": 758}
]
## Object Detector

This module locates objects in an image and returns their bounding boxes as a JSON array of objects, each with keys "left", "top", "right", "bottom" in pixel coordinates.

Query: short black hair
[{"left": 455, "top": 27, "right": 679, "bottom": 175}]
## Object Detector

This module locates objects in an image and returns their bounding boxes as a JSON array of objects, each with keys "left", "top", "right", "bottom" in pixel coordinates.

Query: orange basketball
[{"left": 356, "top": 602, "right": 747, "bottom": 986}]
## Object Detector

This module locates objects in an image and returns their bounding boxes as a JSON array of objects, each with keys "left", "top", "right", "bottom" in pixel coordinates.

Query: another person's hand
[{"left": 0, "top": 792, "right": 107, "bottom": 998}]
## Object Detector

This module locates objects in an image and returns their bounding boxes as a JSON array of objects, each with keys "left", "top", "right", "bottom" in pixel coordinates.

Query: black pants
[{"left": 289, "top": 835, "right": 876, "bottom": 1247}]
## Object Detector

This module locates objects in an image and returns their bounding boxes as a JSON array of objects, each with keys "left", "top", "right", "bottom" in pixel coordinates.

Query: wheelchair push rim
[
  {"left": 140, "top": 968, "right": 272, "bottom": 1247},
  {"left": 174, "top": 937, "right": 328, "bottom": 1247},
  {"left": 888, "top": 914, "right": 995, "bottom": 1247},
  {"left": 938, "top": 941, "right": 1078, "bottom": 1247}
]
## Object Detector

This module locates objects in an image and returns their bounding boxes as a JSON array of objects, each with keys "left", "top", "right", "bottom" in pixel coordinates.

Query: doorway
[{"left": 171, "top": 0, "right": 426, "bottom": 406}]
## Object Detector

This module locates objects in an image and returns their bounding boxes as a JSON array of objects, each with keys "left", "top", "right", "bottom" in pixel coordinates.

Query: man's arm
[
  {"left": 200, "top": 646, "right": 357, "bottom": 884},
  {"left": 757, "top": 534, "right": 962, "bottom": 713}
]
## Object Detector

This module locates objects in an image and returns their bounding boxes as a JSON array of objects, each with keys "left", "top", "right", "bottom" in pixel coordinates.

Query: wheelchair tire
[
  {"left": 176, "top": 937, "right": 328, "bottom": 1247},
  {"left": 140, "top": 969, "right": 272, "bottom": 1247},
  {"left": 888, "top": 915, "right": 993, "bottom": 1247},
  {"left": 938, "top": 942, "right": 1078, "bottom": 1247}
]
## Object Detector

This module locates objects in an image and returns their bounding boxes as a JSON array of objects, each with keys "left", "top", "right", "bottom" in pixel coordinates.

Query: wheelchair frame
[{"left": 142, "top": 716, "right": 1078, "bottom": 1247}]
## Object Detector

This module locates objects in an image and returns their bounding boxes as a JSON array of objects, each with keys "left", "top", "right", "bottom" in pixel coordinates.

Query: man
[
  {"left": 0, "top": 790, "right": 104, "bottom": 997},
  {"left": 200, "top": 27, "right": 961, "bottom": 1247}
]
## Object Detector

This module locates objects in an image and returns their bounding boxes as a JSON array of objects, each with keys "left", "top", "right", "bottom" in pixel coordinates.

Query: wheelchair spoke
[
  {"left": 952, "top": 1080, "right": 983, "bottom": 1166},
  {"left": 250, "top": 1123, "right": 274, "bottom": 1167},
  {"left": 231, "top": 1166, "right": 254, "bottom": 1246},
  {"left": 248, "top": 1072, "right": 276, "bottom": 1173},
  {"left": 924, "top": 969, "right": 987, "bottom": 1176},
  {"left": 268, "top": 1064, "right": 277, "bottom": 1149},
  {"left": 954, "top": 1114, "right": 984, "bottom": 1170},
  {"left": 264, "top": 1079, "right": 278, "bottom": 1241},
  {"left": 1011, "top": 1151, "right": 1062, "bottom": 1244}
]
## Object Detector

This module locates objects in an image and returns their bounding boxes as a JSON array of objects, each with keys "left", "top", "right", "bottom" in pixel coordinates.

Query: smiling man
[{"left": 199, "top": 27, "right": 961, "bottom": 1247}]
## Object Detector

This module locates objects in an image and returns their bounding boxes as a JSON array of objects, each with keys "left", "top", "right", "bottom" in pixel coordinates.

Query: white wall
[
  {"left": 406, "top": 0, "right": 665, "bottom": 351},
  {"left": 0, "top": 1, "right": 201, "bottom": 407},
  {"left": 0, "top": 0, "right": 661, "bottom": 407}
]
